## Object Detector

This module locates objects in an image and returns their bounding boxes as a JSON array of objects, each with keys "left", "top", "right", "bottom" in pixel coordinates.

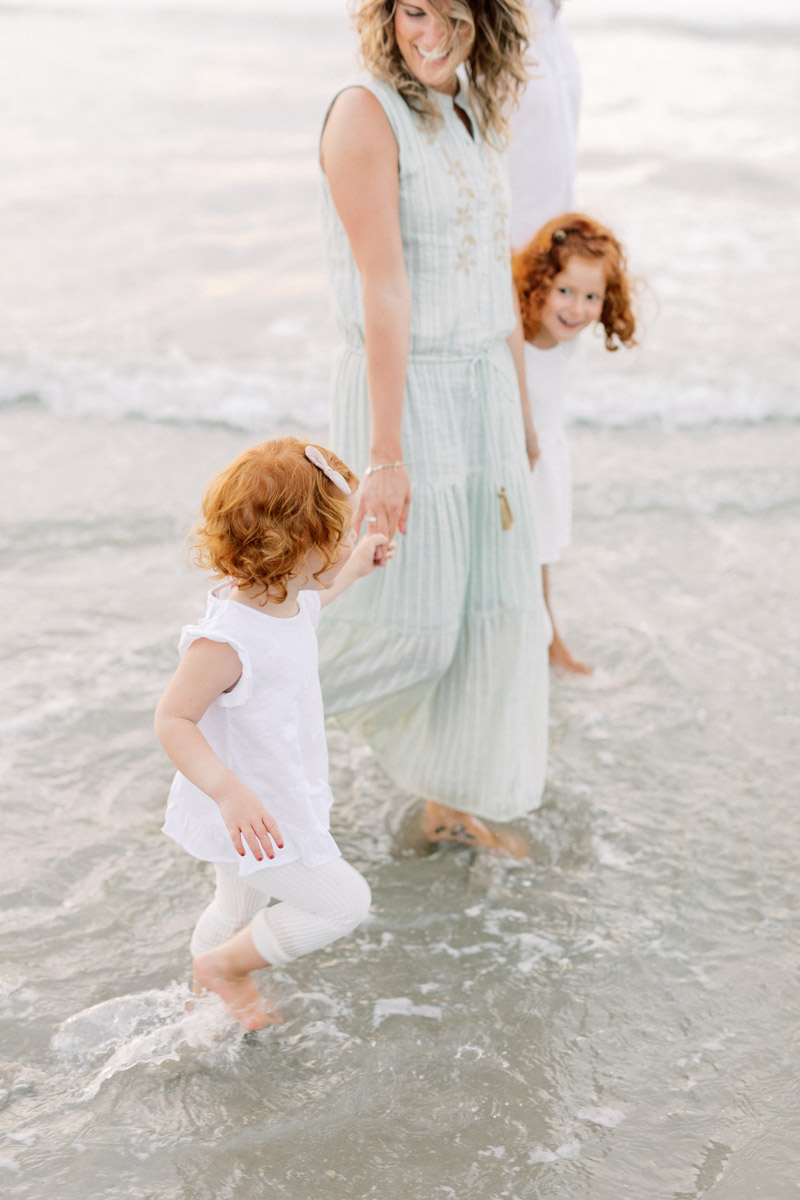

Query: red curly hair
[
  {"left": 191, "top": 437, "right": 357, "bottom": 604},
  {"left": 512, "top": 213, "right": 637, "bottom": 351}
]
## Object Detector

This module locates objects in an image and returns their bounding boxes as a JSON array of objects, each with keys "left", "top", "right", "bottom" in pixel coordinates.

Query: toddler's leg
[
  {"left": 193, "top": 923, "right": 282, "bottom": 1031},
  {"left": 542, "top": 564, "right": 592, "bottom": 675},
  {"left": 193, "top": 858, "right": 371, "bottom": 1030},
  {"left": 246, "top": 857, "right": 371, "bottom": 967},
  {"left": 189, "top": 863, "right": 266, "bottom": 957}
]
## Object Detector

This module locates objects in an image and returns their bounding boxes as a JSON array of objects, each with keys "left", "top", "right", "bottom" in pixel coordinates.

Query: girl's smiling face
[
  {"left": 534, "top": 256, "right": 607, "bottom": 349},
  {"left": 394, "top": 1, "right": 472, "bottom": 96}
]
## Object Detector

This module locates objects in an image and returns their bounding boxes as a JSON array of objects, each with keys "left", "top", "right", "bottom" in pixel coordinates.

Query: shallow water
[
  {"left": 3, "top": 412, "right": 799, "bottom": 1198},
  {"left": 2, "top": 3, "right": 800, "bottom": 1198}
]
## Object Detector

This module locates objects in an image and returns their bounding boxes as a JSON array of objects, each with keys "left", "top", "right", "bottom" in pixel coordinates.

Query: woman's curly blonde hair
[
  {"left": 512, "top": 213, "right": 637, "bottom": 351},
  {"left": 353, "top": 0, "right": 530, "bottom": 143},
  {"left": 191, "top": 437, "right": 357, "bottom": 604}
]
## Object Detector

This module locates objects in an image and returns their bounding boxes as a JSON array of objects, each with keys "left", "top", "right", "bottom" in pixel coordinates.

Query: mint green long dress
[{"left": 318, "top": 76, "right": 549, "bottom": 822}]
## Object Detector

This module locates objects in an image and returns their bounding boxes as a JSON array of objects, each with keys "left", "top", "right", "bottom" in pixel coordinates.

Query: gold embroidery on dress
[
  {"left": 441, "top": 144, "right": 478, "bottom": 275},
  {"left": 486, "top": 151, "right": 510, "bottom": 264}
]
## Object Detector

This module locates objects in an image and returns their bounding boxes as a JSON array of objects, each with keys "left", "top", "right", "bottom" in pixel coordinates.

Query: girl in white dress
[
  {"left": 512, "top": 213, "right": 637, "bottom": 670},
  {"left": 508, "top": 1, "right": 588, "bottom": 669},
  {"left": 155, "top": 437, "right": 391, "bottom": 1030}
]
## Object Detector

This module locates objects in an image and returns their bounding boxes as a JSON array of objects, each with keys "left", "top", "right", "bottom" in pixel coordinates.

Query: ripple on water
[{"left": 52, "top": 984, "right": 245, "bottom": 1101}]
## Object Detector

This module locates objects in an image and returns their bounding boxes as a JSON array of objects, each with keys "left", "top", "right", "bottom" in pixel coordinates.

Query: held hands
[
  {"left": 318, "top": 528, "right": 396, "bottom": 608},
  {"left": 350, "top": 531, "right": 396, "bottom": 578},
  {"left": 216, "top": 782, "right": 284, "bottom": 862},
  {"left": 354, "top": 465, "right": 411, "bottom": 566}
]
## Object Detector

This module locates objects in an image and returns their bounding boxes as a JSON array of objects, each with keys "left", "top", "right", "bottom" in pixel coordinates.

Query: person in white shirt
[
  {"left": 508, "top": 1, "right": 591, "bottom": 670},
  {"left": 512, "top": 214, "right": 637, "bottom": 671},
  {"left": 155, "top": 437, "right": 391, "bottom": 1030}
]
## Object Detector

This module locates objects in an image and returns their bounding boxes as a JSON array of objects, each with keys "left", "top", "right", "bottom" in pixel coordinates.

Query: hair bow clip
[{"left": 304, "top": 445, "right": 351, "bottom": 495}]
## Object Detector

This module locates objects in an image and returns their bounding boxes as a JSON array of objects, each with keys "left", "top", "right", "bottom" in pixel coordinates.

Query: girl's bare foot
[
  {"left": 422, "top": 801, "right": 527, "bottom": 858},
  {"left": 183, "top": 974, "right": 203, "bottom": 1012},
  {"left": 549, "top": 631, "right": 593, "bottom": 676},
  {"left": 193, "top": 950, "right": 282, "bottom": 1031}
]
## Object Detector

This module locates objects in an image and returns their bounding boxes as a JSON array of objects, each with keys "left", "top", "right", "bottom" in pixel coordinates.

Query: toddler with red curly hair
[
  {"left": 513, "top": 213, "right": 636, "bottom": 673},
  {"left": 155, "top": 437, "right": 391, "bottom": 1030}
]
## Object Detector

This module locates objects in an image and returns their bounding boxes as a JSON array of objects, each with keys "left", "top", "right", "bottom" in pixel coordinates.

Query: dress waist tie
[{"left": 340, "top": 341, "right": 520, "bottom": 530}]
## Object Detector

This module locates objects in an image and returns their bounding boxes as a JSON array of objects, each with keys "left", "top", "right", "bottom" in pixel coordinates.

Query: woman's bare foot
[
  {"left": 193, "top": 949, "right": 282, "bottom": 1031},
  {"left": 422, "top": 801, "right": 527, "bottom": 858},
  {"left": 549, "top": 631, "right": 593, "bottom": 676}
]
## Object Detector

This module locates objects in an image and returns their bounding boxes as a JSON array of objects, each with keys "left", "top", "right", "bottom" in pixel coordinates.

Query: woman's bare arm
[{"left": 321, "top": 87, "right": 413, "bottom": 558}]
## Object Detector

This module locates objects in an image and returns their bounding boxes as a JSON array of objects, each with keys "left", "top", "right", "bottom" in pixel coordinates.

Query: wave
[
  {"left": 569, "top": 375, "right": 800, "bottom": 430},
  {"left": 51, "top": 983, "right": 245, "bottom": 1102},
  {"left": 2, "top": 356, "right": 798, "bottom": 432},
  {"left": 575, "top": 469, "right": 800, "bottom": 520},
  {"left": 0, "top": 355, "right": 331, "bottom": 433}
]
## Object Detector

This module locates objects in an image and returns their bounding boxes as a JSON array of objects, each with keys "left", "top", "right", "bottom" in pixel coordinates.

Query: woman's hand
[
  {"left": 216, "top": 783, "right": 284, "bottom": 862},
  {"left": 355, "top": 465, "right": 411, "bottom": 565}
]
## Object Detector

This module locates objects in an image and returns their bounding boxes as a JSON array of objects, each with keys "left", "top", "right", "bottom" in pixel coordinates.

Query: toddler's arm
[
  {"left": 154, "top": 638, "right": 284, "bottom": 861},
  {"left": 508, "top": 280, "right": 541, "bottom": 470},
  {"left": 320, "top": 531, "right": 394, "bottom": 608}
]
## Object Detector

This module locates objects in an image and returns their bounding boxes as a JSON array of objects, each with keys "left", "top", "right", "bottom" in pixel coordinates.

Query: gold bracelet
[{"left": 364, "top": 461, "right": 406, "bottom": 476}]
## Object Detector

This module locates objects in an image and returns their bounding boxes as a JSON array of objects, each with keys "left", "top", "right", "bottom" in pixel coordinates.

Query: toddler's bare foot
[
  {"left": 549, "top": 632, "right": 593, "bottom": 676},
  {"left": 184, "top": 975, "right": 201, "bottom": 1013},
  {"left": 422, "top": 801, "right": 527, "bottom": 858},
  {"left": 184, "top": 971, "right": 208, "bottom": 1011},
  {"left": 193, "top": 951, "right": 282, "bottom": 1031}
]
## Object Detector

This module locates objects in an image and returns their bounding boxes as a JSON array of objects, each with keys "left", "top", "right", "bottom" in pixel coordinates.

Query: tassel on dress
[{"left": 497, "top": 486, "right": 514, "bottom": 531}]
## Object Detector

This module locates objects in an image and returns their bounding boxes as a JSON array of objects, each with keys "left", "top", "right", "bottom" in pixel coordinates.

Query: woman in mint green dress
[{"left": 318, "top": 0, "right": 548, "bottom": 851}]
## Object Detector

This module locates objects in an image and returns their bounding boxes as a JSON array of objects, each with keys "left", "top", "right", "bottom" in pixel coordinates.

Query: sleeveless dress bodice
[{"left": 322, "top": 76, "right": 516, "bottom": 358}]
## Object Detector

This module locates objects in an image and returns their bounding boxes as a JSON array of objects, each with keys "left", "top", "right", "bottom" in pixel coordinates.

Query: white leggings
[{"left": 189, "top": 856, "right": 371, "bottom": 968}]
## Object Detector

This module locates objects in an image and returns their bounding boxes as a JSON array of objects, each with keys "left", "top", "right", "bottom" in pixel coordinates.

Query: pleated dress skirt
[{"left": 318, "top": 339, "right": 549, "bottom": 823}]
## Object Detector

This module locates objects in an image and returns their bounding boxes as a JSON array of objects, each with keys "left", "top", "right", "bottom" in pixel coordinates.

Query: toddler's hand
[
  {"left": 216, "top": 784, "right": 284, "bottom": 861},
  {"left": 354, "top": 532, "right": 396, "bottom": 575},
  {"left": 524, "top": 419, "right": 541, "bottom": 471}
]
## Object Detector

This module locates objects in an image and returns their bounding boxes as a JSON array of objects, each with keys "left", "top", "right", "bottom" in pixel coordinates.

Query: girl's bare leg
[
  {"left": 422, "top": 800, "right": 527, "bottom": 858},
  {"left": 193, "top": 925, "right": 283, "bottom": 1031},
  {"left": 543, "top": 564, "right": 592, "bottom": 675}
]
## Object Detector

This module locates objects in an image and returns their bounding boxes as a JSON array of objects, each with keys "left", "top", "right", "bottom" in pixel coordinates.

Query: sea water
[{"left": 1, "top": 3, "right": 799, "bottom": 1198}]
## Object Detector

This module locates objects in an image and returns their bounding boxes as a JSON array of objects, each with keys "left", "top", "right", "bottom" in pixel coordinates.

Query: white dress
[
  {"left": 508, "top": 0, "right": 581, "bottom": 566},
  {"left": 524, "top": 342, "right": 573, "bottom": 564},
  {"left": 162, "top": 584, "right": 341, "bottom": 875}
]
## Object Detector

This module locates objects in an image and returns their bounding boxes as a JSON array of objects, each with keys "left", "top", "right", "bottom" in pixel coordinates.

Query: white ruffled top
[{"left": 162, "top": 583, "right": 340, "bottom": 875}]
